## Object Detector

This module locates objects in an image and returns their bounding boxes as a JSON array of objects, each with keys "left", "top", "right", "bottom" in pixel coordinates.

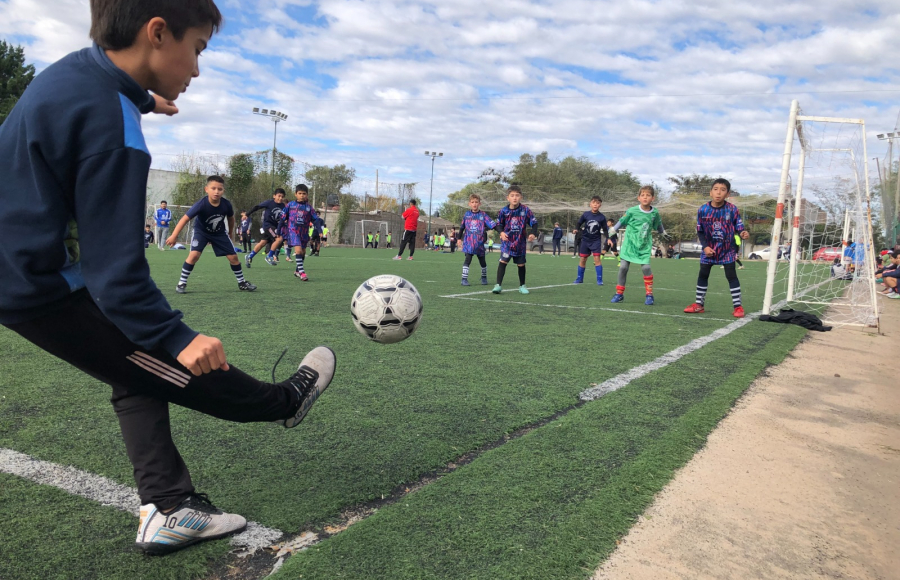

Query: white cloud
[{"left": 3, "top": 0, "right": 898, "bottom": 203}]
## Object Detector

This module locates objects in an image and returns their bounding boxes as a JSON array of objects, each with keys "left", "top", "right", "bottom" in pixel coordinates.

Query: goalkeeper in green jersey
[{"left": 607, "top": 186, "right": 666, "bottom": 306}]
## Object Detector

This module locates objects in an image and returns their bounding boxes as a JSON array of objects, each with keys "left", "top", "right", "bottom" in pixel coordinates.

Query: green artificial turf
[{"left": 0, "top": 248, "right": 804, "bottom": 578}]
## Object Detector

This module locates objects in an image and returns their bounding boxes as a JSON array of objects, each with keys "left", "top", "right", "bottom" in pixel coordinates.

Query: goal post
[{"left": 762, "top": 100, "right": 879, "bottom": 330}]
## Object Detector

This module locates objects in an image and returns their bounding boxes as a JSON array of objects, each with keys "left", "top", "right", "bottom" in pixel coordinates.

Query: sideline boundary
[{"left": 0, "top": 448, "right": 283, "bottom": 553}]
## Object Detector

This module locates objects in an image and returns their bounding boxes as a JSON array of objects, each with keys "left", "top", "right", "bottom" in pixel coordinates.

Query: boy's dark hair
[
  {"left": 295, "top": 184, "right": 309, "bottom": 193},
  {"left": 207, "top": 175, "right": 224, "bottom": 184},
  {"left": 90, "top": 0, "right": 223, "bottom": 51},
  {"left": 145, "top": 224, "right": 151, "bottom": 228},
  {"left": 160, "top": 200, "right": 167, "bottom": 205},
  {"left": 507, "top": 185, "right": 522, "bottom": 194},
  {"left": 639, "top": 185, "right": 656, "bottom": 197},
  {"left": 274, "top": 188, "right": 285, "bottom": 195},
  {"left": 712, "top": 178, "right": 731, "bottom": 192},
  {"left": 409, "top": 199, "right": 417, "bottom": 206},
  {"left": 590, "top": 195, "right": 602, "bottom": 203}
]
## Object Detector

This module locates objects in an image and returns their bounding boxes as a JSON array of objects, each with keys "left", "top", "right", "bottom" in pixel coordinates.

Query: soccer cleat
[
  {"left": 461, "top": 278, "right": 470, "bottom": 286},
  {"left": 481, "top": 276, "right": 488, "bottom": 285},
  {"left": 597, "top": 279, "right": 603, "bottom": 286},
  {"left": 277, "top": 346, "right": 336, "bottom": 428},
  {"left": 492, "top": 284, "right": 502, "bottom": 294},
  {"left": 175, "top": 283, "right": 186, "bottom": 294},
  {"left": 300, "top": 273, "right": 309, "bottom": 281},
  {"left": 738, "top": 265, "right": 745, "bottom": 270},
  {"left": 392, "top": 256, "right": 402, "bottom": 260},
  {"left": 887, "top": 292, "right": 900, "bottom": 299},
  {"left": 265, "top": 255, "right": 276, "bottom": 266},
  {"left": 645, "top": 294, "right": 654, "bottom": 306},
  {"left": 519, "top": 285, "right": 529, "bottom": 294},
  {"left": 573, "top": 277, "right": 583, "bottom": 284},
  {"left": 244, "top": 255, "right": 252, "bottom": 268},
  {"left": 733, "top": 306, "right": 745, "bottom": 318},
  {"left": 136, "top": 493, "right": 246, "bottom": 556},
  {"left": 407, "top": 256, "right": 414, "bottom": 260},
  {"left": 238, "top": 281, "right": 257, "bottom": 292},
  {"left": 294, "top": 271, "right": 302, "bottom": 278},
  {"left": 285, "top": 256, "right": 293, "bottom": 262},
  {"left": 684, "top": 303, "right": 705, "bottom": 313},
  {"left": 610, "top": 293, "right": 624, "bottom": 303}
]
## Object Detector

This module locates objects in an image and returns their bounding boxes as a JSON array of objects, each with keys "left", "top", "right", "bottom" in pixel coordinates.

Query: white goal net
[{"left": 762, "top": 100, "right": 879, "bottom": 330}]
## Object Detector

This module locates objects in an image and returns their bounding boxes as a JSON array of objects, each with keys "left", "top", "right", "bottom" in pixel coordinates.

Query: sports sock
[
  {"left": 518, "top": 265, "right": 526, "bottom": 286},
  {"left": 179, "top": 262, "right": 194, "bottom": 285},
  {"left": 496, "top": 261, "right": 507, "bottom": 285},
  {"left": 462, "top": 265, "right": 469, "bottom": 280},
  {"left": 297, "top": 256, "right": 305, "bottom": 274},
  {"left": 231, "top": 263, "right": 246, "bottom": 283},
  {"left": 615, "top": 284, "right": 625, "bottom": 295},
  {"left": 576, "top": 265, "right": 585, "bottom": 279},
  {"left": 729, "top": 279, "right": 741, "bottom": 306},
  {"left": 643, "top": 275, "right": 654, "bottom": 295},
  {"left": 247, "top": 250, "right": 257, "bottom": 259},
  {"left": 595, "top": 264, "right": 603, "bottom": 282},
  {"left": 267, "top": 250, "right": 275, "bottom": 259},
  {"left": 481, "top": 266, "right": 487, "bottom": 279},
  {"left": 695, "top": 284, "right": 708, "bottom": 305}
]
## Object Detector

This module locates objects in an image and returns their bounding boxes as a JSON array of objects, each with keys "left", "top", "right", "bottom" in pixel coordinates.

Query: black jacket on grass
[
  {"left": 759, "top": 309, "right": 832, "bottom": 332},
  {"left": 0, "top": 45, "right": 197, "bottom": 357}
]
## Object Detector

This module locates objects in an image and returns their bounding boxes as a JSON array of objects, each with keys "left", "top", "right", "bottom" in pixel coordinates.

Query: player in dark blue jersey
[
  {"left": 683, "top": 178, "right": 749, "bottom": 318},
  {"left": 144, "top": 225, "right": 154, "bottom": 248},
  {"left": 244, "top": 189, "right": 286, "bottom": 267},
  {"left": 492, "top": 185, "right": 538, "bottom": 294},
  {"left": 573, "top": 196, "right": 609, "bottom": 285},
  {"left": 279, "top": 184, "right": 320, "bottom": 280},
  {"left": 457, "top": 193, "right": 497, "bottom": 286},
  {"left": 166, "top": 176, "right": 256, "bottom": 294}
]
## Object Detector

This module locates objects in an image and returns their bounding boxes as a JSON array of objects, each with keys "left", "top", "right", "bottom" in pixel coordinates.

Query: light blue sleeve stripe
[{"left": 119, "top": 93, "right": 148, "bottom": 154}]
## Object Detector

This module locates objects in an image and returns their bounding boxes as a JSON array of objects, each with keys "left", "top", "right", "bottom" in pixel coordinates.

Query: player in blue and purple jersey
[
  {"left": 492, "top": 185, "right": 538, "bottom": 294},
  {"left": 279, "top": 184, "right": 319, "bottom": 281},
  {"left": 457, "top": 193, "right": 498, "bottom": 286},
  {"left": 573, "top": 195, "right": 609, "bottom": 285},
  {"left": 244, "top": 189, "right": 286, "bottom": 267},
  {"left": 166, "top": 176, "right": 256, "bottom": 294},
  {"left": 684, "top": 178, "right": 749, "bottom": 318}
]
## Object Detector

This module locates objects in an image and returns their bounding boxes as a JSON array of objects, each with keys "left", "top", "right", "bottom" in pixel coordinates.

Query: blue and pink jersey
[
  {"left": 696, "top": 201, "right": 744, "bottom": 265},
  {"left": 460, "top": 210, "right": 497, "bottom": 255},
  {"left": 497, "top": 204, "right": 538, "bottom": 257},
  {"left": 280, "top": 201, "right": 319, "bottom": 246}
]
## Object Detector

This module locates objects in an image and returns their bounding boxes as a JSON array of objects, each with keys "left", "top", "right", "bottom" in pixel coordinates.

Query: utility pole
[{"left": 252, "top": 108, "right": 288, "bottom": 193}]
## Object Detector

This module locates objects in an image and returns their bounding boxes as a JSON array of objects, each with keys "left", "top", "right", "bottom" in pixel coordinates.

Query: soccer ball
[{"left": 350, "top": 275, "right": 423, "bottom": 343}]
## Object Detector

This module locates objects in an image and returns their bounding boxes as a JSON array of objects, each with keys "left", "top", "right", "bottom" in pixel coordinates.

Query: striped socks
[{"left": 179, "top": 262, "right": 194, "bottom": 285}]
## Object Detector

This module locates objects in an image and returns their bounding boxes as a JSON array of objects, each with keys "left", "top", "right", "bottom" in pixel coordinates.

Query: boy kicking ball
[
  {"left": 684, "top": 178, "right": 749, "bottom": 317},
  {"left": 0, "top": 0, "right": 335, "bottom": 555}
]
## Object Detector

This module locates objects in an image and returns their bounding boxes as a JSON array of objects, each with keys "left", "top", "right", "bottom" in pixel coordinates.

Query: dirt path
[{"left": 595, "top": 300, "right": 900, "bottom": 580}]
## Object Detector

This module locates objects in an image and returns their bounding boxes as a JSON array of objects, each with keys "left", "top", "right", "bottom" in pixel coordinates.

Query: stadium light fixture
[
  {"left": 424, "top": 151, "right": 443, "bottom": 241},
  {"left": 253, "top": 107, "right": 289, "bottom": 192},
  {"left": 877, "top": 131, "right": 900, "bottom": 246}
]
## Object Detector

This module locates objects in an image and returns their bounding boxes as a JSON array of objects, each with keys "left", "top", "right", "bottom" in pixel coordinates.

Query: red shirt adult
[{"left": 402, "top": 205, "right": 420, "bottom": 231}]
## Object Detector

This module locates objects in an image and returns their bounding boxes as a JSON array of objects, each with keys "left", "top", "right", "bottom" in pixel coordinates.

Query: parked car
[
  {"left": 677, "top": 242, "right": 704, "bottom": 258},
  {"left": 812, "top": 247, "right": 843, "bottom": 261},
  {"left": 748, "top": 246, "right": 788, "bottom": 260}
]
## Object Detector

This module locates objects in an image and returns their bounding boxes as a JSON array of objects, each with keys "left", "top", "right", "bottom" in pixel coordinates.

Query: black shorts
[
  {"left": 262, "top": 226, "right": 280, "bottom": 245},
  {"left": 500, "top": 253, "right": 527, "bottom": 265},
  {"left": 191, "top": 230, "right": 236, "bottom": 257},
  {"left": 579, "top": 238, "right": 605, "bottom": 256}
]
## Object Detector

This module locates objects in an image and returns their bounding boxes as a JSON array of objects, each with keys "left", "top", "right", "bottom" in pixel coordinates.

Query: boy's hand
[
  {"left": 704, "top": 247, "right": 715, "bottom": 257},
  {"left": 500, "top": 232, "right": 509, "bottom": 241},
  {"left": 740, "top": 231, "right": 750, "bottom": 239},
  {"left": 527, "top": 234, "right": 536, "bottom": 241},
  {"left": 166, "top": 235, "right": 177, "bottom": 247},
  {"left": 177, "top": 335, "right": 230, "bottom": 376},
  {"left": 152, "top": 94, "right": 179, "bottom": 116}
]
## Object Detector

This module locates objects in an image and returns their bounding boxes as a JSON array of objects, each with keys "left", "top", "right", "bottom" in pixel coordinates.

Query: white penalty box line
[{"left": 0, "top": 448, "right": 283, "bottom": 553}]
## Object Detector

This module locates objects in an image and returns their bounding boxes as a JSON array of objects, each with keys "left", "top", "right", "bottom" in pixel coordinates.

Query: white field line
[
  {"left": 439, "top": 283, "right": 576, "bottom": 298},
  {"left": 579, "top": 276, "right": 836, "bottom": 401},
  {"left": 0, "top": 448, "right": 283, "bottom": 552},
  {"left": 446, "top": 296, "right": 734, "bottom": 322}
]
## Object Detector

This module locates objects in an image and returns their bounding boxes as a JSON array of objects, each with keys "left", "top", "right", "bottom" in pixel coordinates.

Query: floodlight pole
[
  {"left": 877, "top": 132, "right": 900, "bottom": 245},
  {"left": 252, "top": 107, "right": 288, "bottom": 193},
  {"left": 424, "top": 151, "right": 443, "bottom": 240}
]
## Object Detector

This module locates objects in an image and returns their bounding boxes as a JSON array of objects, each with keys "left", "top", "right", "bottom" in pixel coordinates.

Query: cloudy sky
[{"left": 2, "top": 0, "right": 898, "bottom": 203}]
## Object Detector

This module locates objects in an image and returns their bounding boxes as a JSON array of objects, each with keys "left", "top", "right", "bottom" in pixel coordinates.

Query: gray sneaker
[
  {"left": 175, "top": 283, "right": 186, "bottom": 294},
  {"left": 277, "top": 346, "right": 336, "bottom": 428},
  {"left": 136, "top": 493, "right": 246, "bottom": 556}
]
